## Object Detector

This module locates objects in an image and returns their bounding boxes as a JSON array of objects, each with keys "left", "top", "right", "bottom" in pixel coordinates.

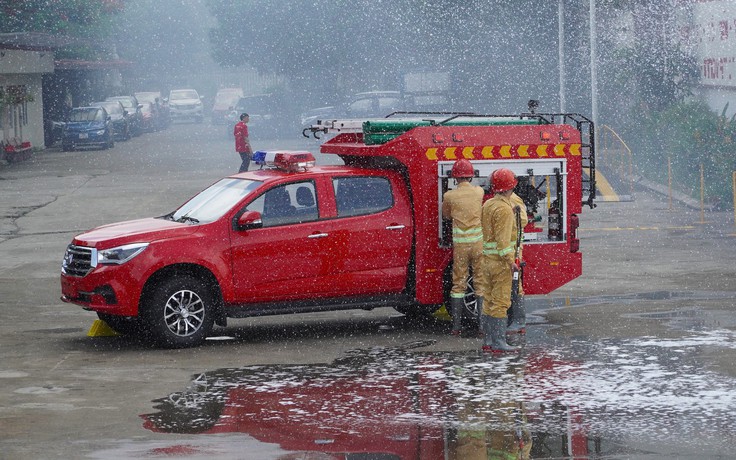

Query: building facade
[{"left": 0, "top": 36, "right": 54, "bottom": 153}]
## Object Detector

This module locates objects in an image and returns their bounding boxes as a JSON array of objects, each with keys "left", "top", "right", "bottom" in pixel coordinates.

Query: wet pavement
[{"left": 0, "top": 123, "right": 735, "bottom": 459}]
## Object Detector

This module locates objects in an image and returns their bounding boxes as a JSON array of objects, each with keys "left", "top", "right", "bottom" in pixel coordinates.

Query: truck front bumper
[{"left": 60, "top": 268, "right": 142, "bottom": 317}]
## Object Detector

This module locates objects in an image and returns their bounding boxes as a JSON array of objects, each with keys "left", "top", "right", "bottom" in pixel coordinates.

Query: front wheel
[{"left": 141, "top": 275, "right": 215, "bottom": 348}]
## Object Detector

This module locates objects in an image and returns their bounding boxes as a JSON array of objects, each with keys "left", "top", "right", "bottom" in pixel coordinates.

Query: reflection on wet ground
[{"left": 140, "top": 305, "right": 736, "bottom": 460}]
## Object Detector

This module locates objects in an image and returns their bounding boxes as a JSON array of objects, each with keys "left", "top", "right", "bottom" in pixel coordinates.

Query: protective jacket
[
  {"left": 442, "top": 181, "right": 483, "bottom": 298},
  {"left": 479, "top": 193, "right": 516, "bottom": 318}
]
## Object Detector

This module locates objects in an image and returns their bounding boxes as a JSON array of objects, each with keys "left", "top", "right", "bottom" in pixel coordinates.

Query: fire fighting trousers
[
  {"left": 450, "top": 241, "right": 483, "bottom": 298},
  {"left": 477, "top": 255, "right": 513, "bottom": 319}
]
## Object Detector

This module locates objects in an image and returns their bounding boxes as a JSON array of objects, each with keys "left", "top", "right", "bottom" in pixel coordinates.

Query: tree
[
  {"left": 206, "top": 0, "right": 562, "bottom": 111},
  {"left": 0, "top": 0, "right": 125, "bottom": 59}
]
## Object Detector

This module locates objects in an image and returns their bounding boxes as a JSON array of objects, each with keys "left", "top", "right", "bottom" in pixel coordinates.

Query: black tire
[
  {"left": 141, "top": 275, "right": 215, "bottom": 348},
  {"left": 97, "top": 312, "right": 141, "bottom": 336},
  {"left": 461, "top": 275, "right": 480, "bottom": 328}
]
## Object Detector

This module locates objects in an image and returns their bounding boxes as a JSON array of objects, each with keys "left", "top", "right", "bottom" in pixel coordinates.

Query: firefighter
[
  {"left": 479, "top": 168, "right": 519, "bottom": 352},
  {"left": 442, "top": 159, "right": 484, "bottom": 336},
  {"left": 486, "top": 175, "right": 529, "bottom": 334}
]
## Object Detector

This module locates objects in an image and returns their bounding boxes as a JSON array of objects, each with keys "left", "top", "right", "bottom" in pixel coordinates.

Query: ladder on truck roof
[{"left": 303, "top": 111, "right": 596, "bottom": 209}]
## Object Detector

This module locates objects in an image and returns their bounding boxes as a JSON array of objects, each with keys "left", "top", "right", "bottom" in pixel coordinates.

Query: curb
[{"left": 633, "top": 175, "right": 715, "bottom": 211}]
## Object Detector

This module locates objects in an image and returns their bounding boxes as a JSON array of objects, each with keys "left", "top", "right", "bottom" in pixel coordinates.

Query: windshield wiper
[{"left": 176, "top": 213, "right": 199, "bottom": 224}]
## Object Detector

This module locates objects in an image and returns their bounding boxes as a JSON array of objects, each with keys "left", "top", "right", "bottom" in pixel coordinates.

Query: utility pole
[
  {"left": 589, "top": 0, "right": 599, "bottom": 146},
  {"left": 558, "top": 0, "right": 566, "bottom": 113}
]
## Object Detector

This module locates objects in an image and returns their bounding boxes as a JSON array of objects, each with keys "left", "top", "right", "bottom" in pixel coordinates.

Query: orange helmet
[
  {"left": 490, "top": 168, "right": 517, "bottom": 193},
  {"left": 451, "top": 159, "right": 474, "bottom": 178}
]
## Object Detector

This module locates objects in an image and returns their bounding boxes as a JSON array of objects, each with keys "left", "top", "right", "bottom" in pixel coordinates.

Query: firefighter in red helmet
[
  {"left": 442, "top": 159, "right": 484, "bottom": 336},
  {"left": 478, "top": 168, "right": 519, "bottom": 352}
]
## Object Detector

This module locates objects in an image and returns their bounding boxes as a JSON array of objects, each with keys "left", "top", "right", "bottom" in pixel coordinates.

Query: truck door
[
  {"left": 324, "top": 174, "right": 413, "bottom": 295},
  {"left": 229, "top": 180, "right": 331, "bottom": 302}
]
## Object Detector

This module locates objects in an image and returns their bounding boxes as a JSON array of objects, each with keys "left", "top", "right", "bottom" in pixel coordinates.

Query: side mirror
[
  {"left": 123, "top": 110, "right": 128, "bottom": 116},
  {"left": 236, "top": 210, "right": 263, "bottom": 230},
  {"left": 138, "top": 104, "right": 143, "bottom": 109}
]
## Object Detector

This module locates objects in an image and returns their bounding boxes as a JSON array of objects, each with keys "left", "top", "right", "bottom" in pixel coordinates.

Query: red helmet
[
  {"left": 490, "top": 168, "right": 518, "bottom": 193},
  {"left": 451, "top": 159, "right": 474, "bottom": 178}
]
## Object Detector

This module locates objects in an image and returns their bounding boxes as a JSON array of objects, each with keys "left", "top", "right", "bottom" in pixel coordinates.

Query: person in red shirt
[{"left": 234, "top": 113, "right": 253, "bottom": 172}]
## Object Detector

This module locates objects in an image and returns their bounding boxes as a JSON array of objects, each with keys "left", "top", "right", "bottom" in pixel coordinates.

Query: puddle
[
  {"left": 625, "top": 308, "right": 736, "bottom": 332},
  {"left": 141, "top": 341, "right": 736, "bottom": 458}
]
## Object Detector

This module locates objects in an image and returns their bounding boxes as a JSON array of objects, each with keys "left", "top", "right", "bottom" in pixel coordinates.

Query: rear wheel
[
  {"left": 141, "top": 275, "right": 215, "bottom": 348},
  {"left": 462, "top": 275, "right": 480, "bottom": 324}
]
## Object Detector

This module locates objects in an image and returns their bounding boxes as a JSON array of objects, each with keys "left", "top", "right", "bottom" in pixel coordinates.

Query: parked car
[
  {"left": 168, "top": 88, "right": 204, "bottom": 123},
  {"left": 225, "top": 93, "right": 290, "bottom": 138},
  {"left": 299, "top": 105, "right": 336, "bottom": 128},
  {"left": 135, "top": 91, "right": 169, "bottom": 129},
  {"left": 212, "top": 88, "right": 243, "bottom": 125},
  {"left": 89, "top": 100, "right": 130, "bottom": 140},
  {"left": 106, "top": 95, "right": 143, "bottom": 136},
  {"left": 300, "top": 91, "right": 404, "bottom": 130},
  {"left": 138, "top": 101, "right": 156, "bottom": 132},
  {"left": 61, "top": 107, "right": 114, "bottom": 151}
]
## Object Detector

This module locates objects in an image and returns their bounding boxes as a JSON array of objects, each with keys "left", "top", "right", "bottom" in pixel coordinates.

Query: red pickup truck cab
[{"left": 61, "top": 152, "right": 416, "bottom": 347}]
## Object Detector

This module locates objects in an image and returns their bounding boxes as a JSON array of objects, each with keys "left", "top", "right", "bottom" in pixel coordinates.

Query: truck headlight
[
  {"left": 95, "top": 129, "right": 106, "bottom": 135},
  {"left": 97, "top": 243, "right": 149, "bottom": 265}
]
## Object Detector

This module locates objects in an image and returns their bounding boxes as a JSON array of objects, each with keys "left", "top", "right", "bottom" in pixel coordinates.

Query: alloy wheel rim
[{"left": 163, "top": 289, "right": 205, "bottom": 337}]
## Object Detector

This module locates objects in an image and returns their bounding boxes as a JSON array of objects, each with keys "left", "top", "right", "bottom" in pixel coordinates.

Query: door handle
[
  {"left": 385, "top": 225, "right": 405, "bottom": 230},
  {"left": 308, "top": 232, "right": 329, "bottom": 239}
]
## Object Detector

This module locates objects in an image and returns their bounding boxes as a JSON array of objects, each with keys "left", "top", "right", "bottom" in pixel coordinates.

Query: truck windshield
[{"left": 170, "top": 178, "right": 261, "bottom": 224}]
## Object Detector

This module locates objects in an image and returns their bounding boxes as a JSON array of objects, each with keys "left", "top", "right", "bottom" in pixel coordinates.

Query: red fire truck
[{"left": 60, "top": 110, "right": 595, "bottom": 348}]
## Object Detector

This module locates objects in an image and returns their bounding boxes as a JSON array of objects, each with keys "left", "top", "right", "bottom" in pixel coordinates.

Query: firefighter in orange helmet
[
  {"left": 487, "top": 173, "right": 529, "bottom": 335},
  {"left": 479, "top": 168, "right": 519, "bottom": 352},
  {"left": 442, "top": 159, "right": 484, "bottom": 336}
]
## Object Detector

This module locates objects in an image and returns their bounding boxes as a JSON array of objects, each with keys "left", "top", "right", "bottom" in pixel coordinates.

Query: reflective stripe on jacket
[{"left": 452, "top": 226, "right": 482, "bottom": 243}]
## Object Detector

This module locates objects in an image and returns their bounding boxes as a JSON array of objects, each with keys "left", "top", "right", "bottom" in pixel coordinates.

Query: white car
[{"left": 168, "top": 89, "right": 204, "bottom": 123}]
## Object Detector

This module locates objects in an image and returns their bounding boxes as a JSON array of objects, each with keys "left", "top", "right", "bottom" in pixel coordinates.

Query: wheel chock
[
  {"left": 87, "top": 319, "right": 119, "bottom": 337},
  {"left": 433, "top": 304, "right": 452, "bottom": 322}
]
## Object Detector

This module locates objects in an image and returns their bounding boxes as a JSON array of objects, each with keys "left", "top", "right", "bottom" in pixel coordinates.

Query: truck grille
[{"left": 61, "top": 245, "right": 95, "bottom": 277}]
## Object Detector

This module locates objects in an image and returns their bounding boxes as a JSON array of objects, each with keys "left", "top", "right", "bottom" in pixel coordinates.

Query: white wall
[
  {"left": 0, "top": 49, "right": 53, "bottom": 149},
  {"left": 689, "top": 0, "right": 736, "bottom": 116}
]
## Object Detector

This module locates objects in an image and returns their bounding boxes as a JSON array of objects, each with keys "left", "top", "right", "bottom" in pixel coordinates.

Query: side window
[
  {"left": 245, "top": 181, "right": 318, "bottom": 227},
  {"left": 333, "top": 176, "right": 394, "bottom": 218}
]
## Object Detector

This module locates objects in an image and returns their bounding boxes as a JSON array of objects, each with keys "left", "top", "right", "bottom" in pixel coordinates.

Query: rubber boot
[
  {"left": 480, "top": 314, "right": 493, "bottom": 348},
  {"left": 482, "top": 317, "right": 519, "bottom": 353},
  {"left": 450, "top": 297, "right": 463, "bottom": 336},
  {"left": 507, "top": 296, "right": 526, "bottom": 334}
]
